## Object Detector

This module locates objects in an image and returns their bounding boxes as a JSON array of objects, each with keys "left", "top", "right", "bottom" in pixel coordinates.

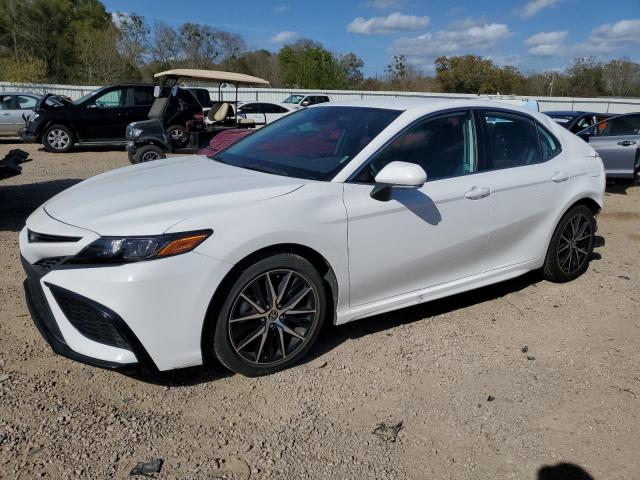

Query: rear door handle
[
  {"left": 464, "top": 186, "right": 490, "bottom": 200},
  {"left": 617, "top": 140, "right": 636, "bottom": 146},
  {"left": 551, "top": 172, "right": 570, "bottom": 183}
]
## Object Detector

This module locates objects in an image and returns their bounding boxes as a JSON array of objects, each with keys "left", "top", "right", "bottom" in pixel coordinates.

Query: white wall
[{"left": 1, "top": 81, "right": 639, "bottom": 114}]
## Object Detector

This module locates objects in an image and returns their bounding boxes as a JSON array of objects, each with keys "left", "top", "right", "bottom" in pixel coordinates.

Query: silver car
[
  {"left": 0, "top": 92, "right": 40, "bottom": 136},
  {"left": 578, "top": 112, "right": 640, "bottom": 181}
]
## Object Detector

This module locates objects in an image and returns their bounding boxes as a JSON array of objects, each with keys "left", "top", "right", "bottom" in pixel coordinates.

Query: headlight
[
  {"left": 127, "top": 126, "right": 143, "bottom": 138},
  {"left": 67, "top": 230, "right": 212, "bottom": 265}
]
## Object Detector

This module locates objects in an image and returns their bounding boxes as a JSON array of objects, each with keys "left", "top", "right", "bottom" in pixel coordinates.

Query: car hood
[{"left": 43, "top": 156, "right": 305, "bottom": 236}]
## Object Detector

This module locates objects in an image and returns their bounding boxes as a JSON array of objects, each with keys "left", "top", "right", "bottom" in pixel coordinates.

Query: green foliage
[
  {"left": 435, "top": 55, "right": 526, "bottom": 94},
  {"left": 278, "top": 39, "right": 353, "bottom": 89}
]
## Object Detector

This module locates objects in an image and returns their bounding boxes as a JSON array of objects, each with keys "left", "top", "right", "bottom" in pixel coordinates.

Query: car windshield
[
  {"left": 282, "top": 95, "right": 306, "bottom": 104},
  {"left": 73, "top": 88, "right": 104, "bottom": 105},
  {"left": 212, "top": 106, "right": 401, "bottom": 181}
]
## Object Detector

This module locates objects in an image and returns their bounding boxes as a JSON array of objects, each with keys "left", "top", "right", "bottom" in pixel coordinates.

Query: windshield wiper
[{"left": 241, "top": 164, "right": 290, "bottom": 177}]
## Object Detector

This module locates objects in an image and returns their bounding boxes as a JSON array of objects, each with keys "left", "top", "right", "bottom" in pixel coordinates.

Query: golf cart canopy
[{"left": 154, "top": 69, "right": 269, "bottom": 86}]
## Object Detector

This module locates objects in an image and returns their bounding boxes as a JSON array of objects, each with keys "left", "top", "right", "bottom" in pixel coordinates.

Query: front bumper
[
  {"left": 20, "top": 130, "right": 37, "bottom": 143},
  {"left": 19, "top": 212, "right": 234, "bottom": 372},
  {"left": 23, "top": 256, "right": 154, "bottom": 372}
]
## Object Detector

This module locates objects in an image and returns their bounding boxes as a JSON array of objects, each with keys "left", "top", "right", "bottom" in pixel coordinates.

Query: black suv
[{"left": 21, "top": 84, "right": 155, "bottom": 153}]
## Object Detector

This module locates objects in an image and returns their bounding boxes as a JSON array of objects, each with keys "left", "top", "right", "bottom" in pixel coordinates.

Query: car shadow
[
  {"left": 537, "top": 462, "right": 594, "bottom": 480},
  {"left": 0, "top": 179, "right": 82, "bottom": 232},
  {"left": 303, "top": 271, "right": 542, "bottom": 365}
]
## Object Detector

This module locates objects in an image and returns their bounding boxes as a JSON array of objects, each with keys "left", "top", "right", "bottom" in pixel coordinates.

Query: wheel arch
[
  {"left": 200, "top": 243, "right": 339, "bottom": 364},
  {"left": 40, "top": 120, "right": 77, "bottom": 142}
]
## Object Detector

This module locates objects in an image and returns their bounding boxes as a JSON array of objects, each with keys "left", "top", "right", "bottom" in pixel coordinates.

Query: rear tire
[
  {"left": 167, "top": 125, "right": 189, "bottom": 148},
  {"left": 542, "top": 205, "right": 596, "bottom": 283},
  {"left": 42, "top": 124, "right": 74, "bottom": 153},
  {"left": 133, "top": 144, "right": 165, "bottom": 164},
  {"left": 211, "top": 253, "right": 326, "bottom": 377}
]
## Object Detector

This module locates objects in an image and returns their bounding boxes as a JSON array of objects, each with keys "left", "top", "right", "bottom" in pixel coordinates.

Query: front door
[
  {"left": 79, "top": 87, "right": 130, "bottom": 141},
  {"left": 343, "top": 110, "right": 491, "bottom": 307},
  {"left": 588, "top": 114, "right": 640, "bottom": 178}
]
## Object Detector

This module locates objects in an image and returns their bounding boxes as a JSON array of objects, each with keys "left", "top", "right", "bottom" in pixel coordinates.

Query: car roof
[
  {"left": 545, "top": 110, "right": 598, "bottom": 116},
  {"left": 315, "top": 97, "right": 543, "bottom": 116},
  {"left": 0, "top": 92, "right": 42, "bottom": 97}
]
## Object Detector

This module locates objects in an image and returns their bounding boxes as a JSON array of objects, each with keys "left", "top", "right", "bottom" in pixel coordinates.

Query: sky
[{"left": 101, "top": 0, "right": 640, "bottom": 76}]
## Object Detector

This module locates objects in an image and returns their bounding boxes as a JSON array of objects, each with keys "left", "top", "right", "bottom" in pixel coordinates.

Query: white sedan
[{"left": 20, "top": 99, "right": 605, "bottom": 376}]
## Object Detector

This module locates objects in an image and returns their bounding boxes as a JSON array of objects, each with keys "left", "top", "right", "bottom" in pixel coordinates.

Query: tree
[
  {"left": 279, "top": 39, "right": 344, "bottom": 89},
  {"left": 565, "top": 57, "right": 605, "bottom": 97},
  {"left": 179, "top": 23, "right": 220, "bottom": 68},
  {"left": 148, "top": 21, "right": 182, "bottom": 69},
  {"left": 435, "top": 55, "right": 525, "bottom": 94},
  {"left": 113, "top": 12, "right": 149, "bottom": 69},
  {"left": 0, "top": 52, "right": 47, "bottom": 82},
  {"left": 603, "top": 59, "right": 640, "bottom": 97},
  {"left": 339, "top": 53, "right": 364, "bottom": 87}
]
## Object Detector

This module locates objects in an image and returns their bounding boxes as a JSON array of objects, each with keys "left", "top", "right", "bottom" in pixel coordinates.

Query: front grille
[
  {"left": 28, "top": 230, "right": 81, "bottom": 243},
  {"left": 49, "top": 286, "right": 130, "bottom": 350}
]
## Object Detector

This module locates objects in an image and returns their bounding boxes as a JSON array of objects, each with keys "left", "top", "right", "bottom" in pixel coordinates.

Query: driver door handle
[
  {"left": 617, "top": 140, "right": 636, "bottom": 146},
  {"left": 464, "top": 187, "right": 491, "bottom": 200},
  {"left": 551, "top": 172, "right": 570, "bottom": 183}
]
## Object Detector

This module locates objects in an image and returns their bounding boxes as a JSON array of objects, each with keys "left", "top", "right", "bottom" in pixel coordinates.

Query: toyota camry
[{"left": 20, "top": 99, "right": 605, "bottom": 376}]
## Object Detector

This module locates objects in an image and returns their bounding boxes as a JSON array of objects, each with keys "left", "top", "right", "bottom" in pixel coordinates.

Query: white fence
[{"left": 1, "top": 81, "right": 639, "bottom": 114}]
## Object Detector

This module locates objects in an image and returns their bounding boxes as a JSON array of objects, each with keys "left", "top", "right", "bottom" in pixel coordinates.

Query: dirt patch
[{"left": 1, "top": 143, "right": 639, "bottom": 479}]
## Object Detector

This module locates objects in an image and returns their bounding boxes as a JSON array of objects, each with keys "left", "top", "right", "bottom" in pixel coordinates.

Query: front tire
[
  {"left": 43, "top": 124, "right": 74, "bottom": 153},
  {"left": 133, "top": 144, "right": 166, "bottom": 164},
  {"left": 212, "top": 253, "right": 326, "bottom": 376},
  {"left": 542, "top": 205, "right": 596, "bottom": 283}
]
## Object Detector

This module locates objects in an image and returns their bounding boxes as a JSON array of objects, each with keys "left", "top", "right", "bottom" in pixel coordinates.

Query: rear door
[
  {"left": 474, "top": 110, "right": 567, "bottom": 270},
  {"left": 127, "top": 86, "right": 155, "bottom": 123},
  {"left": 239, "top": 103, "right": 266, "bottom": 125},
  {"left": 0, "top": 95, "right": 17, "bottom": 134},
  {"left": 586, "top": 114, "right": 640, "bottom": 178},
  {"left": 261, "top": 103, "right": 290, "bottom": 124}
]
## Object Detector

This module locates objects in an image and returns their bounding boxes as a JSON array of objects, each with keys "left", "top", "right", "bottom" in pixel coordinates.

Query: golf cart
[{"left": 125, "top": 69, "right": 269, "bottom": 164}]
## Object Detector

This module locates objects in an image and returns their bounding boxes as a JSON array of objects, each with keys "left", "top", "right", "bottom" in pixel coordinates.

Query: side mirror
[
  {"left": 87, "top": 103, "right": 102, "bottom": 109},
  {"left": 153, "top": 85, "right": 161, "bottom": 98},
  {"left": 300, "top": 100, "right": 310, "bottom": 107},
  {"left": 370, "top": 161, "right": 427, "bottom": 201}
]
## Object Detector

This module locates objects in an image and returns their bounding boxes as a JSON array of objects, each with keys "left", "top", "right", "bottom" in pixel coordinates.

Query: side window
[
  {"left": 355, "top": 110, "right": 476, "bottom": 183},
  {"left": 17, "top": 95, "right": 37, "bottom": 110},
  {"left": 262, "top": 103, "right": 287, "bottom": 114},
  {"left": 597, "top": 114, "right": 640, "bottom": 136},
  {"left": 537, "top": 124, "right": 562, "bottom": 161},
  {"left": 0, "top": 95, "right": 13, "bottom": 110},
  {"left": 131, "top": 88, "right": 154, "bottom": 106},
  {"left": 240, "top": 103, "right": 260, "bottom": 114},
  {"left": 575, "top": 116, "right": 594, "bottom": 130},
  {"left": 94, "top": 89, "right": 126, "bottom": 108},
  {"left": 317, "top": 96, "right": 329, "bottom": 104},
  {"left": 479, "top": 111, "right": 541, "bottom": 171}
]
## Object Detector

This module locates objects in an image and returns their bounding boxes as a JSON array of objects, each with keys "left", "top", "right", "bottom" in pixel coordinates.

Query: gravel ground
[{"left": 1, "top": 141, "right": 639, "bottom": 480}]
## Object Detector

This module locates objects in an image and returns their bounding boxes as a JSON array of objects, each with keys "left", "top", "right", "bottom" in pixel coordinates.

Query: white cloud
[
  {"left": 393, "top": 21, "right": 511, "bottom": 61},
  {"left": 366, "top": 0, "right": 404, "bottom": 10},
  {"left": 274, "top": 5, "right": 289, "bottom": 13},
  {"left": 525, "top": 31, "right": 568, "bottom": 56},
  {"left": 588, "top": 19, "right": 640, "bottom": 46},
  {"left": 517, "top": 0, "right": 561, "bottom": 18},
  {"left": 269, "top": 31, "right": 298, "bottom": 44},
  {"left": 347, "top": 12, "right": 430, "bottom": 35},
  {"left": 525, "top": 19, "right": 640, "bottom": 57},
  {"left": 525, "top": 31, "right": 567, "bottom": 46}
]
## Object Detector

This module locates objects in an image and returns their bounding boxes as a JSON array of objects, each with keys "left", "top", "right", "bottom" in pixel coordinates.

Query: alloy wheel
[
  {"left": 47, "top": 129, "right": 70, "bottom": 150},
  {"left": 557, "top": 213, "right": 592, "bottom": 274},
  {"left": 140, "top": 151, "right": 161, "bottom": 162},
  {"left": 228, "top": 269, "right": 319, "bottom": 365}
]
